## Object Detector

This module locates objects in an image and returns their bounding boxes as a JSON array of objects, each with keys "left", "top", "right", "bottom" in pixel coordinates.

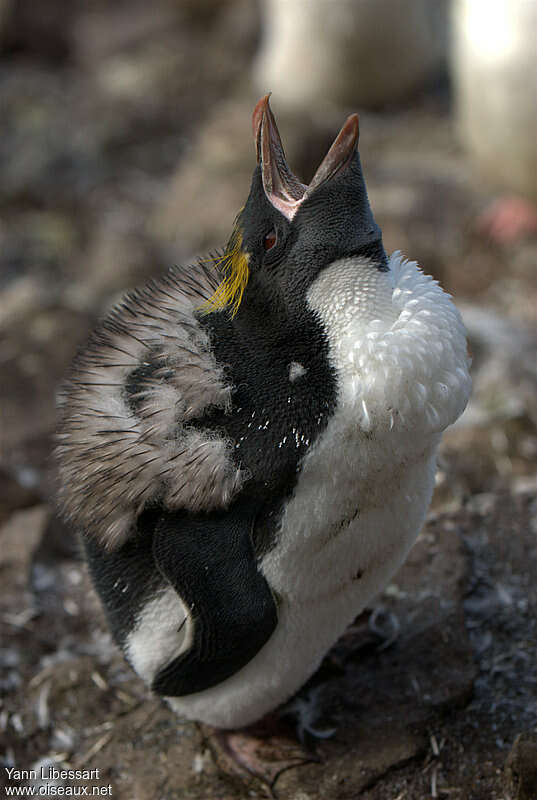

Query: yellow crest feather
[{"left": 201, "top": 224, "right": 250, "bottom": 318}]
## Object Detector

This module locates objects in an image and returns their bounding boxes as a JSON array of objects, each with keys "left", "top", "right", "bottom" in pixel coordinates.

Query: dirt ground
[{"left": 1, "top": 2, "right": 536, "bottom": 799}]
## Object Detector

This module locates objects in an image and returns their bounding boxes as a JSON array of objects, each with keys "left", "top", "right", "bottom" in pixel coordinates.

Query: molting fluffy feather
[{"left": 56, "top": 260, "right": 246, "bottom": 550}]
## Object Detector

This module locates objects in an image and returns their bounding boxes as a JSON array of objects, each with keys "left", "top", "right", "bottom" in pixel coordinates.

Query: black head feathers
[{"left": 205, "top": 95, "right": 387, "bottom": 318}]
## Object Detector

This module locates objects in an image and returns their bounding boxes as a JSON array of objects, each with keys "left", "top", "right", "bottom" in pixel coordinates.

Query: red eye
[{"left": 263, "top": 229, "right": 277, "bottom": 251}]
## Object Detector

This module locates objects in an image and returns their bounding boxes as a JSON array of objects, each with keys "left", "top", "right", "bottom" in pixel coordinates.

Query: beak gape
[{"left": 252, "top": 94, "right": 360, "bottom": 221}]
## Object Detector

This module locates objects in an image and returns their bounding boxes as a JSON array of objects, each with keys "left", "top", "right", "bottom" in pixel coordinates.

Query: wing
[
  {"left": 151, "top": 502, "right": 278, "bottom": 695},
  {"left": 57, "top": 260, "right": 246, "bottom": 550},
  {"left": 82, "top": 500, "right": 278, "bottom": 696}
]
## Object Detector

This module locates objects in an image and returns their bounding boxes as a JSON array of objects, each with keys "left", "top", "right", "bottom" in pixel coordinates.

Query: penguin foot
[
  {"left": 476, "top": 195, "right": 537, "bottom": 244},
  {"left": 203, "top": 716, "right": 318, "bottom": 795}
]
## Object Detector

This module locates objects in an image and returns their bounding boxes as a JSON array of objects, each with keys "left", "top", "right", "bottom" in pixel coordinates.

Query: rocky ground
[{"left": 1, "top": 2, "right": 536, "bottom": 799}]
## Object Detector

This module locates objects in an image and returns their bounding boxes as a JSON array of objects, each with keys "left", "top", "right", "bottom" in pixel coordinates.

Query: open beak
[{"left": 252, "top": 94, "right": 360, "bottom": 221}]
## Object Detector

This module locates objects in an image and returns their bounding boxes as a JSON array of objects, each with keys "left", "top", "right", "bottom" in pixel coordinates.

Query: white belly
[{"left": 167, "top": 415, "right": 439, "bottom": 729}]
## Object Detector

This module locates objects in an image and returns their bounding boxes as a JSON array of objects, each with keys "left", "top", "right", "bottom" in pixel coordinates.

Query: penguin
[
  {"left": 56, "top": 95, "right": 471, "bottom": 731},
  {"left": 253, "top": 0, "right": 448, "bottom": 110},
  {"left": 451, "top": 0, "right": 537, "bottom": 240}
]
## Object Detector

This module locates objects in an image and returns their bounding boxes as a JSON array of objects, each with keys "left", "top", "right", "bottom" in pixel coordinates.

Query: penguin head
[{"left": 204, "top": 95, "right": 386, "bottom": 320}]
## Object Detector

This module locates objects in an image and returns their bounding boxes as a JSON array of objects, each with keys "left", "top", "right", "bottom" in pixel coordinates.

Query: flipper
[{"left": 151, "top": 502, "right": 278, "bottom": 696}]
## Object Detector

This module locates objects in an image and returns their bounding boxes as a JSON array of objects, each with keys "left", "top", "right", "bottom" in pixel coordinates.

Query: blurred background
[{"left": 1, "top": 1, "right": 535, "bottom": 798}]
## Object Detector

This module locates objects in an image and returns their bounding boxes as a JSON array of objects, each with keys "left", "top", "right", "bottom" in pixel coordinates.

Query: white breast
[{"left": 167, "top": 253, "right": 471, "bottom": 728}]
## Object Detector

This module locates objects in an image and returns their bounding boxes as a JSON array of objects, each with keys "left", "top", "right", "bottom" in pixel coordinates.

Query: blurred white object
[
  {"left": 451, "top": 0, "right": 537, "bottom": 203},
  {"left": 253, "top": 0, "right": 448, "bottom": 109}
]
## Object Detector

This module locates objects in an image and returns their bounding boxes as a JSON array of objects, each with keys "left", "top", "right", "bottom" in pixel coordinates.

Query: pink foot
[
  {"left": 476, "top": 195, "right": 537, "bottom": 244},
  {"left": 203, "top": 716, "right": 317, "bottom": 793}
]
